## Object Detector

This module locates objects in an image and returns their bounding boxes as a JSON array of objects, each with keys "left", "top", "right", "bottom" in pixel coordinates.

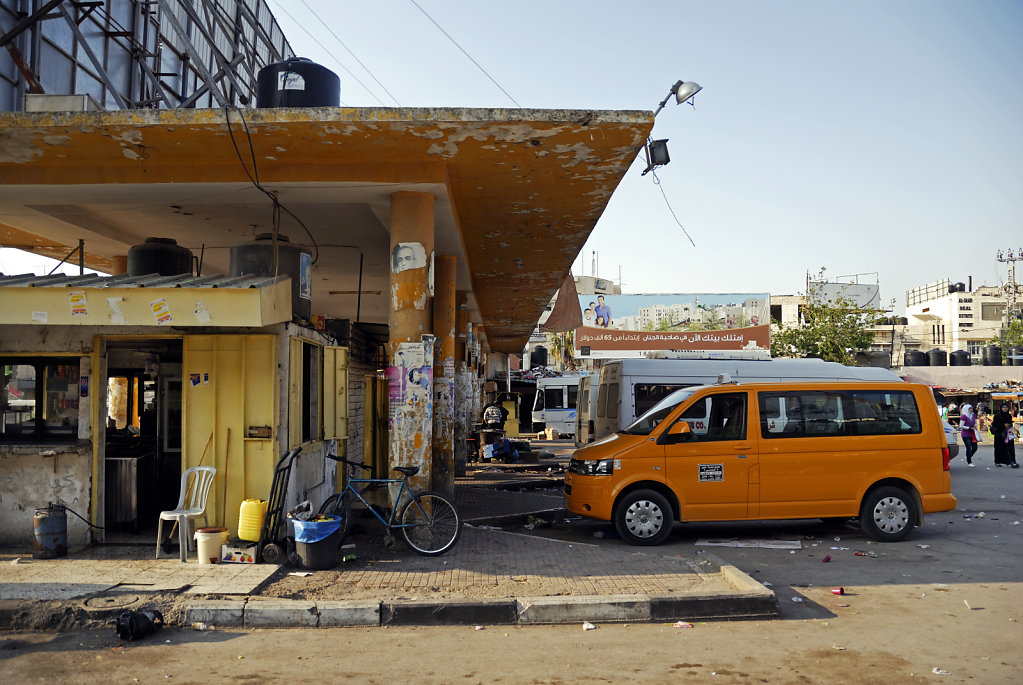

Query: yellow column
[
  {"left": 431, "top": 255, "right": 457, "bottom": 495},
  {"left": 388, "top": 191, "right": 435, "bottom": 492}
]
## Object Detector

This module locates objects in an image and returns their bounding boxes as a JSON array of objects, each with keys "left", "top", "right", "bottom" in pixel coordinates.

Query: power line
[
  {"left": 651, "top": 170, "right": 696, "bottom": 247},
  {"left": 408, "top": 0, "right": 522, "bottom": 108},
  {"left": 299, "top": 0, "right": 402, "bottom": 106}
]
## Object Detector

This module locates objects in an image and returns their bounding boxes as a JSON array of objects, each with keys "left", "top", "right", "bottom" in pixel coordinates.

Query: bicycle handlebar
[{"left": 326, "top": 452, "right": 375, "bottom": 476}]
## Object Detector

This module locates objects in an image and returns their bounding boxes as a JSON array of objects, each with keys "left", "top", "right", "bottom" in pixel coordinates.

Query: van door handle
[{"left": 734, "top": 444, "right": 751, "bottom": 451}]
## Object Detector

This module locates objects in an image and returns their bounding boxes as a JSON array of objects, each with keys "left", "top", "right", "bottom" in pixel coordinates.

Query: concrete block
[
  {"left": 516, "top": 594, "right": 652, "bottom": 624},
  {"left": 381, "top": 598, "right": 517, "bottom": 626},
  {"left": 244, "top": 599, "right": 318, "bottom": 628},
  {"left": 186, "top": 600, "right": 245, "bottom": 627},
  {"left": 317, "top": 600, "right": 380, "bottom": 627}
]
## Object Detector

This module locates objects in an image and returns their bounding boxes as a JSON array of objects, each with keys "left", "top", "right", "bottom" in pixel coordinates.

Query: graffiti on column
[{"left": 387, "top": 337, "right": 435, "bottom": 497}]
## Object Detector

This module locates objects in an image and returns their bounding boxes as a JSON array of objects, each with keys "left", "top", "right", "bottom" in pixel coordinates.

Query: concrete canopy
[{"left": 0, "top": 107, "right": 652, "bottom": 353}]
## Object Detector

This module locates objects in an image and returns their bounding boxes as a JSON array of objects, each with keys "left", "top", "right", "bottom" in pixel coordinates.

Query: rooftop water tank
[
  {"left": 949, "top": 350, "right": 970, "bottom": 367},
  {"left": 127, "top": 237, "right": 192, "bottom": 276},
  {"left": 230, "top": 234, "right": 312, "bottom": 320},
  {"left": 256, "top": 58, "right": 340, "bottom": 108},
  {"left": 903, "top": 350, "right": 927, "bottom": 367},
  {"left": 982, "top": 345, "right": 1002, "bottom": 366},
  {"left": 927, "top": 349, "right": 947, "bottom": 367}
]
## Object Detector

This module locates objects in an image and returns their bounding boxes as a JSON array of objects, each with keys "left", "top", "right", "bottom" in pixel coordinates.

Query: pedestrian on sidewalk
[
  {"left": 991, "top": 402, "right": 1019, "bottom": 468},
  {"left": 959, "top": 403, "right": 979, "bottom": 468}
]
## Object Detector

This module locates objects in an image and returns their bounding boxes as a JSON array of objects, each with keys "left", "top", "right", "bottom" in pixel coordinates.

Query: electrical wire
[
  {"left": 408, "top": 0, "right": 522, "bottom": 107},
  {"left": 222, "top": 105, "right": 320, "bottom": 264},
  {"left": 651, "top": 169, "right": 696, "bottom": 247},
  {"left": 298, "top": 0, "right": 401, "bottom": 106}
]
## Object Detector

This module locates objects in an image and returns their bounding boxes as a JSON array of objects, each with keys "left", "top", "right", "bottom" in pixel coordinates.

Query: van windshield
[{"left": 621, "top": 386, "right": 703, "bottom": 435}]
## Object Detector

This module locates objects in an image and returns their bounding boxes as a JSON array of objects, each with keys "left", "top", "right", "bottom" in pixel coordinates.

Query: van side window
[
  {"left": 544, "top": 387, "right": 564, "bottom": 410},
  {"left": 567, "top": 385, "right": 579, "bottom": 410},
  {"left": 596, "top": 384, "right": 608, "bottom": 418},
  {"left": 634, "top": 383, "right": 691, "bottom": 417},
  {"left": 676, "top": 392, "right": 747, "bottom": 442},
  {"left": 759, "top": 390, "right": 922, "bottom": 438},
  {"left": 606, "top": 383, "right": 619, "bottom": 419}
]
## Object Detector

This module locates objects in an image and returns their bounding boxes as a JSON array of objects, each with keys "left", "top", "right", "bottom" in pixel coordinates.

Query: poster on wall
[{"left": 574, "top": 293, "right": 771, "bottom": 359}]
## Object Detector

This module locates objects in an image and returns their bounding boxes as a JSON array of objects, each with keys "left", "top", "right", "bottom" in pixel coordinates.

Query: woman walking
[
  {"left": 959, "top": 403, "right": 979, "bottom": 468},
  {"left": 991, "top": 402, "right": 1018, "bottom": 468}
]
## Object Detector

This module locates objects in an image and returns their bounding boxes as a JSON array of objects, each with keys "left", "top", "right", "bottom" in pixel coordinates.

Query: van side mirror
[{"left": 667, "top": 420, "right": 693, "bottom": 441}]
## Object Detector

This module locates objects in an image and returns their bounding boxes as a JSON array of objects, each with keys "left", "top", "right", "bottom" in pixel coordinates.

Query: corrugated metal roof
[{"left": 0, "top": 272, "right": 286, "bottom": 289}]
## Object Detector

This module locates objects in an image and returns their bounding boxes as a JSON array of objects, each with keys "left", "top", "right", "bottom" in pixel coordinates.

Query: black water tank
[
  {"left": 256, "top": 58, "right": 340, "bottom": 108},
  {"left": 950, "top": 350, "right": 970, "bottom": 366},
  {"left": 127, "top": 237, "right": 192, "bottom": 276},
  {"left": 982, "top": 345, "right": 1002, "bottom": 366},
  {"left": 1011, "top": 345, "right": 1023, "bottom": 366},
  {"left": 531, "top": 346, "right": 548, "bottom": 367},
  {"left": 904, "top": 350, "right": 928, "bottom": 366},
  {"left": 928, "top": 349, "right": 947, "bottom": 367},
  {"left": 230, "top": 234, "right": 312, "bottom": 320}
]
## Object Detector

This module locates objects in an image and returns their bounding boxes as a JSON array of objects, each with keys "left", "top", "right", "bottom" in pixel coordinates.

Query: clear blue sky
[
  {"left": 266, "top": 0, "right": 1023, "bottom": 313},
  {"left": 4, "top": 1, "right": 1020, "bottom": 315}
]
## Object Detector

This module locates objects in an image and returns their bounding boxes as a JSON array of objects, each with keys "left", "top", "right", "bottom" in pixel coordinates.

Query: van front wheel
[
  {"left": 615, "top": 489, "right": 673, "bottom": 545},
  {"left": 860, "top": 486, "right": 916, "bottom": 542}
]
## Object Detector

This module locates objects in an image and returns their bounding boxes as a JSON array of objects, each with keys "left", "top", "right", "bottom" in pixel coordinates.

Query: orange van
[{"left": 564, "top": 379, "right": 956, "bottom": 545}]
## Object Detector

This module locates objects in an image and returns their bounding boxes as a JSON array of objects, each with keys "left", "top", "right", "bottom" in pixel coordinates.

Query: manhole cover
[{"left": 84, "top": 594, "right": 140, "bottom": 609}]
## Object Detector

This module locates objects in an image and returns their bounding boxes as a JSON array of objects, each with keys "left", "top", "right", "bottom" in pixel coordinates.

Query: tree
[
  {"left": 988, "top": 319, "right": 1023, "bottom": 349},
  {"left": 771, "top": 268, "right": 883, "bottom": 365},
  {"left": 546, "top": 330, "right": 576, "bottom": 370}
]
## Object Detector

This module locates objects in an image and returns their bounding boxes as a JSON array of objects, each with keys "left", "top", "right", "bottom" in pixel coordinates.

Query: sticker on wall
[
  {"left": 203, "top": 373, "right": 209, "bottom": 386},
  {"left": 150, "top": 298, "right": 173, "bottom": 325},
  {"left": 699, "top": 464, "right": 724, "bottom": 482},
  {"left": 107, "top": 297, "right": 126, "bottom": 324},
  {"left": 299, "top": 252, "right": 312, "bottom": 300},
  {"left": 69, "top": 291, "right": 87, "bottom": 316},
  {"left": 80, "top": 376, "right": 89, "bottom": 398},
  {"left": 193, "top": 301, "right": 211, "bottom": 324},
  {"left": 190, "top": 373, "right": 201, "bottom": 387},
  {"left": 31, "top": 311, "right": 47, "bottom": 323},
  {"left": 391, "top": 242, "right": 427, "bottom": 274}
]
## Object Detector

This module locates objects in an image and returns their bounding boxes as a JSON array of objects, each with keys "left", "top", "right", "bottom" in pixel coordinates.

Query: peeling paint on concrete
[
  {"left": 0, "top": 132, "right": 44, "bottom": 163},
  {"left": 122, "top": 148, "right": 139, "bottom": 160}
]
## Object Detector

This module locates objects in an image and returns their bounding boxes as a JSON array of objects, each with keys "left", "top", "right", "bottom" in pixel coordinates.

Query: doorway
[{"left": 102, "top": 339, "right": 183, "bottom": 542}]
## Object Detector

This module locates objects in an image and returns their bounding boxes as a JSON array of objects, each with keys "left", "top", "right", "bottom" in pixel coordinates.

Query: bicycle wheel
[
  {"left": 399, "top": 492, "right": 461, "bottom": 556},
  {"left": 317, "top": 492, "right": 352, "bottom": 542}
]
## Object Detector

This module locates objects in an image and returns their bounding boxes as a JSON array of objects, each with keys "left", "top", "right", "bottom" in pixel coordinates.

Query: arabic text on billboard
[{"left": 574, "top": 293, "right": 771, "bottom": 359}]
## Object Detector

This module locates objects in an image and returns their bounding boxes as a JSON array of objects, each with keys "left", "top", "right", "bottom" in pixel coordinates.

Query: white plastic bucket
[{"left": 194, "top": 527, "right": 228, "bottom": 564}]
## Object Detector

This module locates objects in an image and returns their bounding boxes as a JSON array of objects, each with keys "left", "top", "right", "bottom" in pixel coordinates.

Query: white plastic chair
[{"left": 156, "top": 466, "right": 217, "bottom": 562}]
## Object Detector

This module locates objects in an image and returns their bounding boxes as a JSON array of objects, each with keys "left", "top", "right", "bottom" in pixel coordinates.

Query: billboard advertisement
[{"left": 574, "top": 293, "right": 771, "bottom": 359}]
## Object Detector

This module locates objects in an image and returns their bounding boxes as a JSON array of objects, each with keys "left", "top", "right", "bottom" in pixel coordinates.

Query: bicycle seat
[{"left": 393, "top": 466, "right": 420, "bottom": 477}]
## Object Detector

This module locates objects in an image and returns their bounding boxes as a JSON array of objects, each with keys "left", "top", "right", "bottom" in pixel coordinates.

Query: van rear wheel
[
  {"left": 614, "top": 489, "right": 673, "bottom": 545},
  {"left": 859, "top": 486, "right": 916, "bottom": 542}
]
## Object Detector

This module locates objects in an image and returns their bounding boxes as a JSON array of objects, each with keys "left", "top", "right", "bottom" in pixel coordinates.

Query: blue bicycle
[{"left": 319, "top": 453, "right": 461, "bottom": 556}]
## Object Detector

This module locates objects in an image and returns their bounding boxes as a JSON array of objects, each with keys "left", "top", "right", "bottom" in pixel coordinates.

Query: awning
[{"left": 0, "top": 272, "right": 292, "bottom": 327}]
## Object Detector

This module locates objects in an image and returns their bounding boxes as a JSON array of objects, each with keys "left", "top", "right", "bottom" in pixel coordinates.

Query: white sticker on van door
[{"left": 699, "top": 464, "right": 723, "bottom": 482}]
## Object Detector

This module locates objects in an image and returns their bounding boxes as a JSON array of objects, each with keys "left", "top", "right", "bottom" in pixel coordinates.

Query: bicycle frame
[{"left": 340, "top": 474, "right": 423, "bottom": 530}]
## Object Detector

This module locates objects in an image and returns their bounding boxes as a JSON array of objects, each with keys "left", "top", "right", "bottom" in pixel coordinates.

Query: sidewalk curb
[{"left": 176, "top": 556, "right": 778, "bottom": 628}]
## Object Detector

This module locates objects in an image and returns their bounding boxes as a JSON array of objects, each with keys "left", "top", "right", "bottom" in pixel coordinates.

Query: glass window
[
  {"left": 567, "top": 385, "right": 579, "bottom": 410},
  {"left": 674, "top": 392, "right": 747, "bottom": 442},
  {"left": 596, "top": 383, "right": 608, "bottom": 417},
  {"left": 759, "top": 389, "right": 921, "bottom": 439},
  {"left": 2, "top": 358, "right": 81, "bottom": 442},
  {"left": 634, "top": 383, "right": 692, "bottom": 417},
  {"left": 544, "top": 387, "right": 564, "bottom": 409},
  {"left": 606, "top": 383, "right": 619, "bottom": 419}
]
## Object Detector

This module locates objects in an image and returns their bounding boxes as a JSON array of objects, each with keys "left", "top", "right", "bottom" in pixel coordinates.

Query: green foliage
[
  {"left": 770, "top": 268, "right": 883, "bottom": 365},
  {"left": 990, "top": 319, "right": 1023, "bottom": 348}
]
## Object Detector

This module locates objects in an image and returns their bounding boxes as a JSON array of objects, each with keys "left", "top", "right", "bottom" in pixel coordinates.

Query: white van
[
  {"left": 575, "top": 376, "right": 599, "bottom": 447},
  {"left": 531, "top": 375, "right": 580, "bottom": 437},
  {"left": 592, "top": 358, "right": 901, "bottom": 441}
]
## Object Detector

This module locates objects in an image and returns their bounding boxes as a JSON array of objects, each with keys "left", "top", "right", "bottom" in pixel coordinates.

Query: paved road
[{"left": 514, "top": 443, "right": 1023, "bottom": 620}]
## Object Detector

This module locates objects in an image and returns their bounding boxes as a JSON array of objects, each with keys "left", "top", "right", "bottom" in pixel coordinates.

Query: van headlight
[{"left": 576, "top": 458, "right": 614, "bottom": 476}]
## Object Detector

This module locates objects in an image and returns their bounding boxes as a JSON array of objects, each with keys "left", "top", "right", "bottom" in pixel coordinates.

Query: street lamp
[{"left": 642, "top": 79, "right": 702, "bottom": 176}]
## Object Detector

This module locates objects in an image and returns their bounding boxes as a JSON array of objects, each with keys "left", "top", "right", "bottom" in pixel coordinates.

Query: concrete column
[
  {"left": 454, "top": 291, "right": 470, "bottom": 476},
  {"left": 431, "top": 255, "right": 457, "bottom": 496},
  {"left": 387, "top": 191, "right": 435, "bottom": 494}
]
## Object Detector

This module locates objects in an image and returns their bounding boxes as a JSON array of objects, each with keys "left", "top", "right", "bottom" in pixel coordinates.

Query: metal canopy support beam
[
  {"left": 58, "top": 4, "right": 129, "bottom": 109},
  {"left": 0, "top": 0, "right": 65, "bottom": 49},
  {"left": 178, "top": 53, "right": 245, "bottom": 109},
  {"left": 156, "top": 0, "right": 228, "bottom": 107},
  {"left": 177, "top": 0, "right": 249, "bottom": 103}
]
